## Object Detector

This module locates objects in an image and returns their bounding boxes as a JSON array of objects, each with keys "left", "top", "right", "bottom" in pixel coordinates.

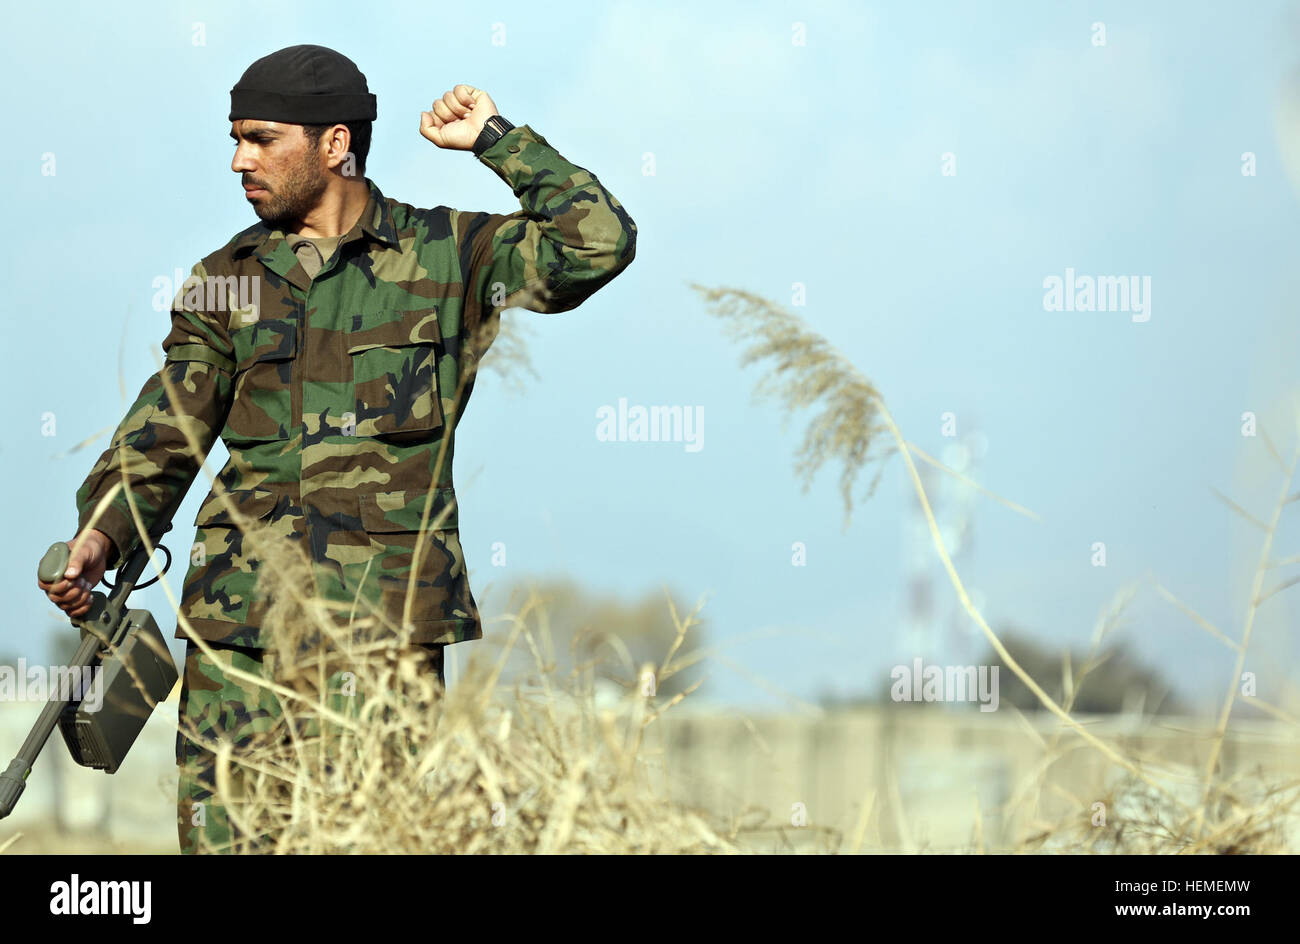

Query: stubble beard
[{"left": 253, "top": 150, "right": 328, "bottom": 229}]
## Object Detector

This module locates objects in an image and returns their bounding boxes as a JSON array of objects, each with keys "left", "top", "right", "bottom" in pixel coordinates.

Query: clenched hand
[{"left": 419, "top": 85, "right": 499, "bottom": 151}]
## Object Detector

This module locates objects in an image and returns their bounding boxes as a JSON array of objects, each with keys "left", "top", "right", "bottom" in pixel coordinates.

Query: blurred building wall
[{"left": 2, "top": 700, "right": 1295, "bottom": 853}]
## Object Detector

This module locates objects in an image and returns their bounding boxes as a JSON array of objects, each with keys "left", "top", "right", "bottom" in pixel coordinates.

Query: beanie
[{"left": 229, "top": 44, "right": 377, "bottom": 123}]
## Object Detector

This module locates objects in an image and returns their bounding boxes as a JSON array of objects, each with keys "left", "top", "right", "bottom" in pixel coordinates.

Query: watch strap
[{"left": 473, "top": 115, "right": 516, "bottom": 156}]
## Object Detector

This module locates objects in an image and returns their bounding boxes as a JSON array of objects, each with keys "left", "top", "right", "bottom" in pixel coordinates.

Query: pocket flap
[
  {"left": 360, "top": 487, "right": 458, "bottom": 532},
  {"left": 194, "top": 488, "right": 281, "bottom": 527},
  {"left": 346, "top": 308, "right": 441, "bottom": 353}
]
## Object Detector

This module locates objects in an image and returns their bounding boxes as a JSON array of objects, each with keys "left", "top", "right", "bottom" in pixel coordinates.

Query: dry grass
[
  {"left": 175, "top": 575, "right": 754, "bottom": 854},
  {"left": 31, "top": 288, "right": 1300, "bottom": 854}
]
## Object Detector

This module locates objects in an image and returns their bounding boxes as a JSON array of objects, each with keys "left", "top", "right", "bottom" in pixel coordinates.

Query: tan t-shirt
[{"left": 286, "top": 233, "right": 345, "bottom": 280}]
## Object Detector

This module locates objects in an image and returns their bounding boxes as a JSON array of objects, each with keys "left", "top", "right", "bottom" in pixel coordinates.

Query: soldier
[{"left": 35, "top": 44, "right": 636, "bottom": 852}]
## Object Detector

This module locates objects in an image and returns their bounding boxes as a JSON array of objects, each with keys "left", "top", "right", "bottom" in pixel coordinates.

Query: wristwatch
[{"left": 473, "top": 115, "right": 516, "bottom": 156}]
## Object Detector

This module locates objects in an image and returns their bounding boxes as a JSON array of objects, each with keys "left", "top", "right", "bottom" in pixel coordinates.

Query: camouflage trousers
[{"left": 176, "top": 638, "right": 446, "bottom": 855}]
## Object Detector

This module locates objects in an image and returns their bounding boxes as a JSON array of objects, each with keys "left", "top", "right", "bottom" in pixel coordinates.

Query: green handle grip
[
  {"left": 0, "top": 758, "right": 29, "bottom": 819},
  {"left": 38, "top": 542, "right": 71, "bottom": 584}
]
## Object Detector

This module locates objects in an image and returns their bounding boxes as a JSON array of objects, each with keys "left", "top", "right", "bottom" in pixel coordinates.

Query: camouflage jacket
[{"left": 74, "top": 123, "right": 636, "bottom": 648}]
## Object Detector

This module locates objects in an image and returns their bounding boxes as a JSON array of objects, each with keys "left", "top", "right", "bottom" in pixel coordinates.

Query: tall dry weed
[{"left": 694, "top": 284, "right": 1300, "bottom": 854}]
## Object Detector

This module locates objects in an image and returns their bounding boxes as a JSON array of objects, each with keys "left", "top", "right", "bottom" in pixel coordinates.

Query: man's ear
[{"left": 327, "top": 124, "right": 353, "bottom": 173}]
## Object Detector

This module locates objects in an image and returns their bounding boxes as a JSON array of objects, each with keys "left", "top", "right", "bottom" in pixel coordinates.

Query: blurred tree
[
  {"left": 817, "top": 625, "right": 1186, "bottom": 714},
  {"left": 976, "top": 627, "right": 1185, "bottom": 715},
  {"left": 475, "top": 577, "right": 706, "bottom": 700}
]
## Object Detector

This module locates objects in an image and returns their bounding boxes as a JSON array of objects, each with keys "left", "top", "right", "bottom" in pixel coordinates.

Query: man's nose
[{"left": 231, "top": 143, "right": 257, "bottom": 174}]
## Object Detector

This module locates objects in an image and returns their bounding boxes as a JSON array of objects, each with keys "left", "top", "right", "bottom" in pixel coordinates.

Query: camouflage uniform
[
  {"left": 74, "top": 123, "right": 636, "bottom": 647},
  {"left": 71, "top": 124, "right": 636, "bottom": 851}
]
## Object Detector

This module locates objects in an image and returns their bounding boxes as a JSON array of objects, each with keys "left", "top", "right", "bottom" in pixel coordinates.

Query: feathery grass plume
[
  {"left": 474, "top": 309, "right": 540, "bottom": 395},
  {"left": 691, "top": 284, "right": 894, "bottom": 528}
]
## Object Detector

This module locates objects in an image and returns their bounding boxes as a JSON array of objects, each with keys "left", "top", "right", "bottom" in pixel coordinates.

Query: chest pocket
[
  {"left": 346, "top": 307, "right": 444, "bottom": 440},
  {"left": 225, "top": 317, "right": 298, "bottom": 444}
]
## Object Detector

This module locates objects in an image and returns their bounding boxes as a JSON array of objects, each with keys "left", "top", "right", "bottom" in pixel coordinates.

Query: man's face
[{"left": 230, "top": 119, "right": 327, "bottom": 227}]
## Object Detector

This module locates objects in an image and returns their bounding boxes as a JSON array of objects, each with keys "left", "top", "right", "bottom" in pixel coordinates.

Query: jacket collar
[{"left": 229, "top": 177, "right": 400, "bottom": 290}]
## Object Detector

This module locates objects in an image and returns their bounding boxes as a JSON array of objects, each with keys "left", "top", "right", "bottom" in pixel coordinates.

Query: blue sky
[{"left": 3, "top": 0, "right": 1300, "bottom": 716}]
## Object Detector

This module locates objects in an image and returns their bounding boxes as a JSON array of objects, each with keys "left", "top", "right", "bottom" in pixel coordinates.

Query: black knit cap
[{"left": 229, "top": 44, "right": 377, "bottom": 123}]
